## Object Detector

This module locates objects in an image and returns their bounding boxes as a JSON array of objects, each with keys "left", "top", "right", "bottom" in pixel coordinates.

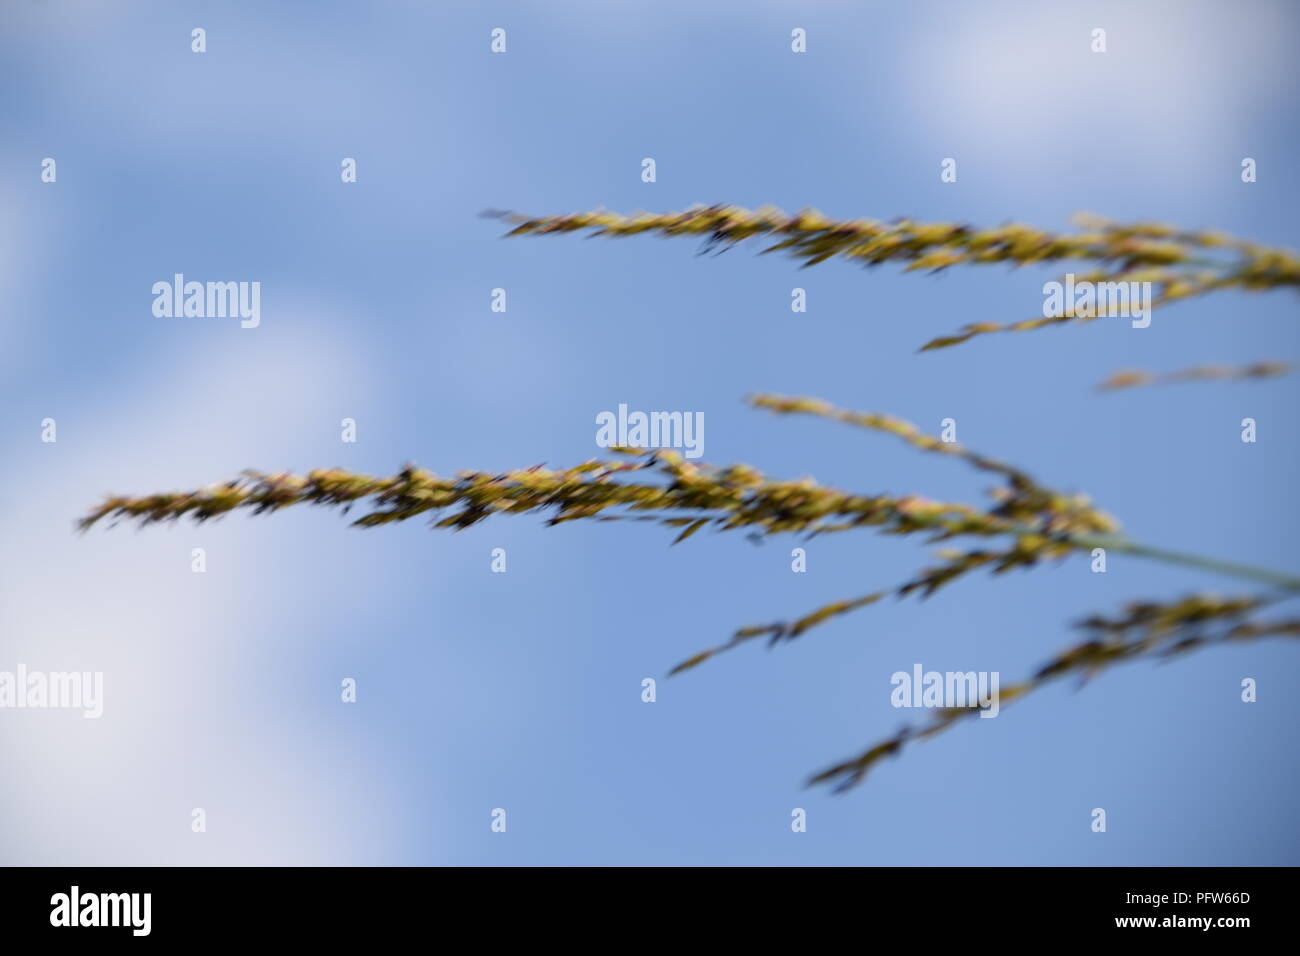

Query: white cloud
[
  {"left": 903, "top": 1, "right": 1295, "bottom": 181},
  {"left": 0, "top": 327, "right": 406, "bottom": 864}
]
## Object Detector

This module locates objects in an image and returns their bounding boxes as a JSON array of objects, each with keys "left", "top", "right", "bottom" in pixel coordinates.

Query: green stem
[{"left": 1067, "top": 533, "right": 1300, "bottom": 594}]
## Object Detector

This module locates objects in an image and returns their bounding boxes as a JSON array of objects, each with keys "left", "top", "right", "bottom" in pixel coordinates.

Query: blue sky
[{"left": 2, "top": 0, "right": 1297, "bottom": 864}]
